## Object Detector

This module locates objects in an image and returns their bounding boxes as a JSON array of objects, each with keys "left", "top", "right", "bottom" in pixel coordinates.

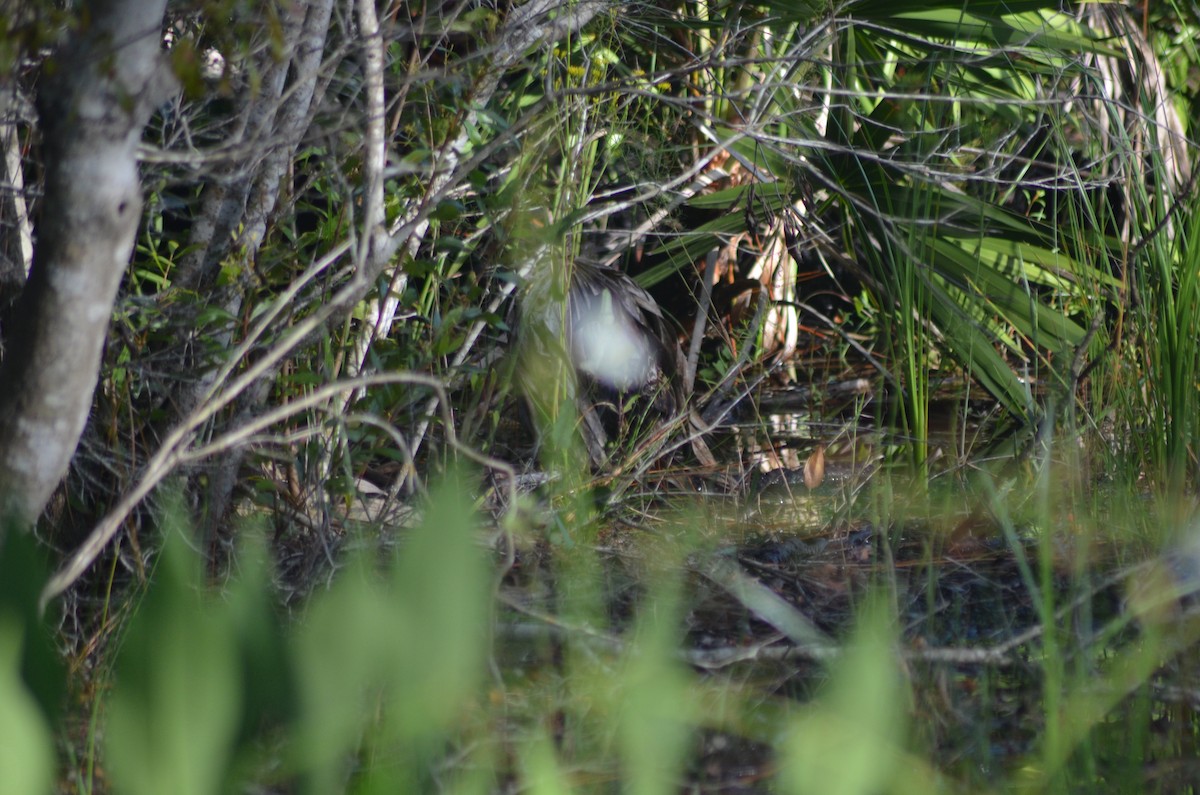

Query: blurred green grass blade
[
  {"left": 296, "top": 465, "right": 490, "bottom": 793},
  {"left": 223, "top": 531, "right": 298, "bottom": 748},
  {"left": 778, "top": 595, "right": 908, "bottom": 795},
  {"left": 619, "top": 559, "right": 694, "bottom": 795},
  {"left": 105, "top": 525, "right": 241, "bottom": 795},
  {"left": 0, "top": 529, "right": 64, "bottom": 730},
  {"left": 520, "top": 731, "right": 574, "bottom": 795},
  {"left": 0, "top": 613, "right": 55, "bottom": 795},
  {"left": 296, "top": 558, "right": 394, "bottom": 795},
  {"left": 388, "top": 464, "right": 490, "bottom": 740}
]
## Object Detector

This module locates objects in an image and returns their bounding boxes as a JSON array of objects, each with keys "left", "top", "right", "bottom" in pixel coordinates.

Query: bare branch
[
  {"left": 40, "top": 370, "right": 518, "bottom": 610},
  {"left": 349, "top": 0, "right": 616, "bottom": 384}
]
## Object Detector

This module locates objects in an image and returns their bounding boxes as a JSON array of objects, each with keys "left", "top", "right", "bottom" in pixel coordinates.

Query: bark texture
[{"left": 0, "top": 2, "right": 174, "bottom": 526}]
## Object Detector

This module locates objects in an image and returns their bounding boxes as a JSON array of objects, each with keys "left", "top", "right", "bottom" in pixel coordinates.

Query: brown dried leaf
[{"left": 803, "top": 444, "right": 825, "bottom": 490}]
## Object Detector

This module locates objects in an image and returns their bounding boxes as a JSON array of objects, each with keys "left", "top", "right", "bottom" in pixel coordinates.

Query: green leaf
[
  {"left": 0, "top": 614, "right": 54, "bottom": 795},
  {"left": 685, "top": 180, "right": 793, "bottom": 211},
  {"left": 779, "top": 595, "right": 910, "bottom": 795},
  {"left": 105, "top": 526, "right": 241, "bottom": 795},
  {"left": 388, "top": 465, "right": 489, "bottom": 741},
  {"left": 295, "top": 558, "right": 395, "bottom": 795},
  {"left": 926, "top": 277, "right": 1036, "bottom": 418}
]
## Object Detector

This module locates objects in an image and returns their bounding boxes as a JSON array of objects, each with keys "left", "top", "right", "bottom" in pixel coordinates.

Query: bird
[{"left": 514, "top": 256, "right": 685, "bottom": 466}]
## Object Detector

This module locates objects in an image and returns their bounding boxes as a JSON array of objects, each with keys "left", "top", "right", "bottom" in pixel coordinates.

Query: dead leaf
[{"left": 803, "top": 444, "right": 826, "bottom": 490}]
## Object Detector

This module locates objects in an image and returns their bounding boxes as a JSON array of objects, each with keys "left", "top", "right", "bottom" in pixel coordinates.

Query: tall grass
[
  {"left": 1133, "top": 186, "right": 1200, "bottom": 495},
  {"left": 3, "top": 455, "right": 1200, "bottom": 792},
  {"left": 8, "top": 1, "right": 1200, "bottom": 793}
]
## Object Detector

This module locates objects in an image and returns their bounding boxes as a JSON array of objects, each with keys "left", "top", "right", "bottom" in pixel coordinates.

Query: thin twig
[{"left": 39, "top": 372, "right": 517, "bottom": 611}]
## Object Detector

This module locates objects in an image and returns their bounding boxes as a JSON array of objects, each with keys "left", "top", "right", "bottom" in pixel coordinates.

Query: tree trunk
[{"left": 0, "top": 3, "right": 174, "bottom": 527}]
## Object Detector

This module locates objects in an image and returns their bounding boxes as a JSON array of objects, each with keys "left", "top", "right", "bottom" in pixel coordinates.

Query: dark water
[{"left": 495, "top": 386, "right": 1200, "bottom": 792}]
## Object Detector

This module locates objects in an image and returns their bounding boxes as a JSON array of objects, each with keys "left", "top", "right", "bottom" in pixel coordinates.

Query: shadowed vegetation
[{"left": 2, "top": 0, "right": 1200, "bottom": 792}]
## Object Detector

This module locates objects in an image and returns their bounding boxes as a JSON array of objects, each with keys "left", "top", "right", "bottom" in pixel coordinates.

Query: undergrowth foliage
[
  {"left": 32, "top": 469, "right": 487, "bottom": 794},
  {"left": 1, "top": 0, "right": 1200, "bottom": 792}
]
